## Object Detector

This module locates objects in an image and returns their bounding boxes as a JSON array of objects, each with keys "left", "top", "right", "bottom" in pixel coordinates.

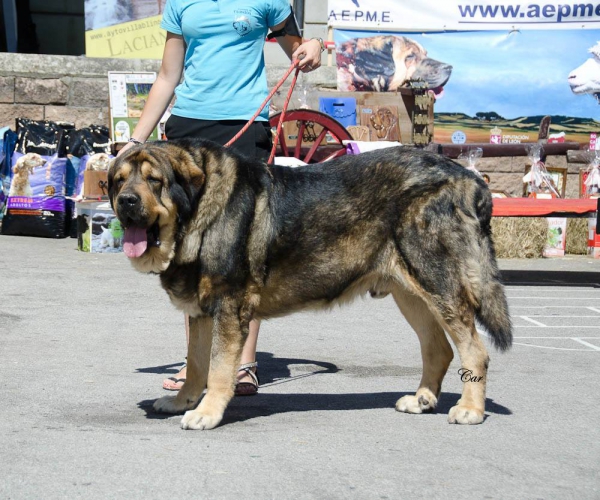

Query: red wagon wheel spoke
[
  {"left": 294, "top": 120, "right": 306, "bottom": 159},
  {"left": 304, "top": 127, "right": 329, "bottom": 164},
  {"left": 276, "top": 126, "right": 290, "bottom": 157},
  {"left": 269, "top": 110, "right": 353, "bottom": 164}
]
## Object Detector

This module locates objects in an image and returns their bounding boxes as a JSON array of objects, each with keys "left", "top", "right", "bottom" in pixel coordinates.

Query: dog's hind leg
[
  {"left": 443, "top": 313, "right": 489, "bottom": 425},
  {"left": 154, "top": 316, "right": 213, "bottom": 415},
  {"left": 181, "top": 297, "right": 244, "bottom": 430},
  {"left": 392, "top": 287, "right": 454, "bottom": 414}
]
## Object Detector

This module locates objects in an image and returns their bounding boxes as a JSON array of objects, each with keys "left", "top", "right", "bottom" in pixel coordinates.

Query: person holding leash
[{"left": 117, "top": 0, "right": 324, "bottom": 395}]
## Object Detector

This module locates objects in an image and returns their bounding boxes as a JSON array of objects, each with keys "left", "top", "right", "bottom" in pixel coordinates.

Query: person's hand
[
  {"left": 116, "top": 141, "right": 136, "bottom": 158},
  {"left": 292, "top": 38, "right": 322, "bottom": 73}
]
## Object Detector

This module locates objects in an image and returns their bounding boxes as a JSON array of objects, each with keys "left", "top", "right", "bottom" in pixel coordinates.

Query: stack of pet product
[
  {"left": 523, "top": 143, "right": 560, "bottom": 199},
  {"left": 72, "top": 125, "right": 112, "bottom": 201},
  {"left": 1, "top": 119, "right": 71, "bottom": 238},
  {"left": 69, "top": 125, "right": 112, "bottom": 238},
  {"left": 75, "top": 201, "right": 123, "bottom": 253}
]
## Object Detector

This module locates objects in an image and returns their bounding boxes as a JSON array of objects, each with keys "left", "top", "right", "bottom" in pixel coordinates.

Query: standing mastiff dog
[{"left": 108, "top": 138, "right": 512, "bottom": 430}]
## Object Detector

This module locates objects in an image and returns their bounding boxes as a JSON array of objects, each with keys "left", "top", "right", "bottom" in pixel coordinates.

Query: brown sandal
[{"left": 235, "top": 361, "right": 259, "bottom": 396}]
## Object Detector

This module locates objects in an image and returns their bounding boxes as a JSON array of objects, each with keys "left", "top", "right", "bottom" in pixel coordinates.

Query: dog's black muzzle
[{"left": 116, "top": 191, "right": 146, "bottom": 227}]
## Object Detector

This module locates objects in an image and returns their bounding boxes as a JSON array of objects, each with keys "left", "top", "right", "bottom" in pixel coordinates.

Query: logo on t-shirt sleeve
[{"left": 233, "top": 10, "right": 253, "bottom": 36}]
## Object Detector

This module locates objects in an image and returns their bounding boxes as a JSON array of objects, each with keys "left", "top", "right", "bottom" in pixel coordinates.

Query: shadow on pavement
[
  {"left": 137, "top": 392, "right": 511, "bottom": 425},
  {"left": 136, "top": 362, "right": 186, "bottom": 375},
  {"left": 501, "top": 270, "right": 600, "bottom": 287}
]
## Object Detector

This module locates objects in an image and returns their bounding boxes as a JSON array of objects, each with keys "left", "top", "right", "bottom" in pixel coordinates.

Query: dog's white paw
[
  {"left": 180, "top": 410, "right": 222, "bottom": 430},
  {"left": 395, "top": 392, "right": 437, "bottom": 414},
  {"left": 448, "top": 405, "right": 484, "bottom": 425},
  {"left": 153, "top": 395, "right": 189, "bottom": 414}
]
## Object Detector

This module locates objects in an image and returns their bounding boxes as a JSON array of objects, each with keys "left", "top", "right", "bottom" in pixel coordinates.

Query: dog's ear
[
  {"left": 168, "top": 150, "right": 206, "bottom": 223},
  {"left": 169, "top": 148, "right": 206, "bottom": 204}
]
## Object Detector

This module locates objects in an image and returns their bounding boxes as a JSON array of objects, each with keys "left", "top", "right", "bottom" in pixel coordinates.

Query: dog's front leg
[
  {"left": 154, "top": 315, "right": 213, "bottom": 414},
  {"left": 181, "top": 297, "right": 244, "bottom": 430}
]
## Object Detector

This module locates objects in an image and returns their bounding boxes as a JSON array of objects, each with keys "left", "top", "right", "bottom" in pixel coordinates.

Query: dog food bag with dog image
[
  {"left": 1, "top": 120, "right": 69, "bottom": 238},
  {"left": 523, "top": 143, "right": 559, "bottom": 199}
]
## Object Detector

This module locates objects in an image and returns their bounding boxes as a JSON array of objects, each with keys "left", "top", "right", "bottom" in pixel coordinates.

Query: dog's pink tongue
[{"left": 123, "top": 226, "right": 148, "bottom": 258}]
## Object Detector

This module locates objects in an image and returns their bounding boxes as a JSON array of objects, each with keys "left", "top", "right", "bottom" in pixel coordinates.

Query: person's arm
[
  {"left": 271, "top": 18, "right": 323, "bottom": 73},
  {"left": 118, "top": 32, "right": 185, "bottom": 156}
]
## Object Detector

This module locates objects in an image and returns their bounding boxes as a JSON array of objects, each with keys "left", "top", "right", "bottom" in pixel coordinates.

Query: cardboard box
[
  {"left": 76, "top": 201, "right": 123, "bottom": 253},
  {"left": 83, "top": 170, "right": 109, "bottom": 199}
]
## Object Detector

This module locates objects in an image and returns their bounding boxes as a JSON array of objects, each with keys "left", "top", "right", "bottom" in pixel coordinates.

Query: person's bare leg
[
  {"left": 237, "top": 319, "right": 259, "bottom": 384},
  {"left": 162, "top": 314, "right": 190, "bottom": 390},
  {"left": 164, "top": 316, "right": 259, "bottom": 391}
]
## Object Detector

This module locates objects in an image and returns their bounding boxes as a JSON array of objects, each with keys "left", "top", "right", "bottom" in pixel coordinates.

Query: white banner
[{"left": 327, "top": 0, "right": 600, "bottom": 31}]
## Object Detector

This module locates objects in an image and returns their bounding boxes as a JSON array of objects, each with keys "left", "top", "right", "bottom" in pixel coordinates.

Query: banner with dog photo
[
  {"left": 334, "top": 27, "right": 600, "bottom": 146},
  {"left": 85, "top": 0, "right": 167, "bottom": 58},
  {"left": 328, "top": 0, "right": 600, "bottom": 31}
]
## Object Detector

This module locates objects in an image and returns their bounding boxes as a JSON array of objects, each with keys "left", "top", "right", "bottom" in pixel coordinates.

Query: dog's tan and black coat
[{"left": 109, "top": 138, "right": 512, "bottom": 430}]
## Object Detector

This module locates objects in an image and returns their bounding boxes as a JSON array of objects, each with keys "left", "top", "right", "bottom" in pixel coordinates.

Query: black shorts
[{"left": 164, "top": 115, "right": 273, "bottom": 161}]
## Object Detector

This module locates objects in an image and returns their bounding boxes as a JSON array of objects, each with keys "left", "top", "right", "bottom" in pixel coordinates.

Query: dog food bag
[
  {"left": 0, "top": 126, "right": 9, "bottom": 216},
  {"left": 1, "top": 119, "right": 69, "bottom": 238},
  {"left": 523, "top": 143, "right": 559, "bottom": 199},
  {"left": 584, "top": 151, "right": 600, "bottom": 198},
  {"left": 1, "top": 152, "right": 68, "bottom": 238},
  {"left": 0, "top": 128, "right": 18, "bottom": 220}
]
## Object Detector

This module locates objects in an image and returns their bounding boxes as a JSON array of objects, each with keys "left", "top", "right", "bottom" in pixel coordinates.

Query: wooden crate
[{"left": 316, "top": 88, "right": 434, "bottom": 145}]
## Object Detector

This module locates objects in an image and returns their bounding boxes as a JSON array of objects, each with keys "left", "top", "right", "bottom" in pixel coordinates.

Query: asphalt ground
[{"left": 0, "top": 235, "right": 599, "bottom": 499}]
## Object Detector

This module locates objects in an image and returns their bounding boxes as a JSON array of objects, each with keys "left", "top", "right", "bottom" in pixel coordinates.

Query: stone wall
[
  {"left": 0, "top": 53, "right": 161, "bottom": 129},
  {"left": 0, "top": 52, "right": 335, "bottom": 130}
]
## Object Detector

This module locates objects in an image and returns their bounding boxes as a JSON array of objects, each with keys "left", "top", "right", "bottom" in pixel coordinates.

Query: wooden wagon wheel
[{"left": 269, "top": 109, "right": 353, "bottom": 163}]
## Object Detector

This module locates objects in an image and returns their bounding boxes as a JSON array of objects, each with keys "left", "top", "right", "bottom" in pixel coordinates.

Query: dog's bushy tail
[{"left": 474, "top": 191, "right": 513, "bottom": 351}]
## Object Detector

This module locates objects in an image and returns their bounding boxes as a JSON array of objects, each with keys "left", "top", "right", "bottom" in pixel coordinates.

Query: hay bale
[
  {"left": 565, "top": 217, "right": 589, "bottom": 255},
  {"left": 491, "top": 217, "right": 548, "bottom": 258}
]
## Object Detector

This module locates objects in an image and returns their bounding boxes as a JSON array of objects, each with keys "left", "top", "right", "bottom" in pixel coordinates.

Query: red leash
[{"left": 224, "top": 60, "right": 301, "bottom": 164}]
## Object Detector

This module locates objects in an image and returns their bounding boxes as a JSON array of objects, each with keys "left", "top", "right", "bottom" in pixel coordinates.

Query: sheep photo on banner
[{"left": 328, "top": 0, "right": 600, "bottom": 148}]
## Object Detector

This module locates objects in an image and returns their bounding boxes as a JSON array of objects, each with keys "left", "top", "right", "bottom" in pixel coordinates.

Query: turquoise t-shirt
[{"left": 161, "top": 0, "right": 291, "bottom": 121}]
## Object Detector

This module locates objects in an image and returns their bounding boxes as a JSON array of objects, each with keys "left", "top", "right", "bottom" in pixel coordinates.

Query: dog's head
[
  {"left": 14, "top": 152, "right": 46, "bottom": 176},
  {"left": 337, "top": 35, "right": 452, "bottom": 95},
  {"left": 87, "top": 152, "right": 111, "bottom": 171},
  {"left": 108, "top": 142, "right": 206, "bottom": 273}
]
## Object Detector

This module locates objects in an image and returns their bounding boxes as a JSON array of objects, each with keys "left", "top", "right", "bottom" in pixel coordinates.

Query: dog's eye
[{"left": 147, "top": 177, "right": 162, "bottom": 187}]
